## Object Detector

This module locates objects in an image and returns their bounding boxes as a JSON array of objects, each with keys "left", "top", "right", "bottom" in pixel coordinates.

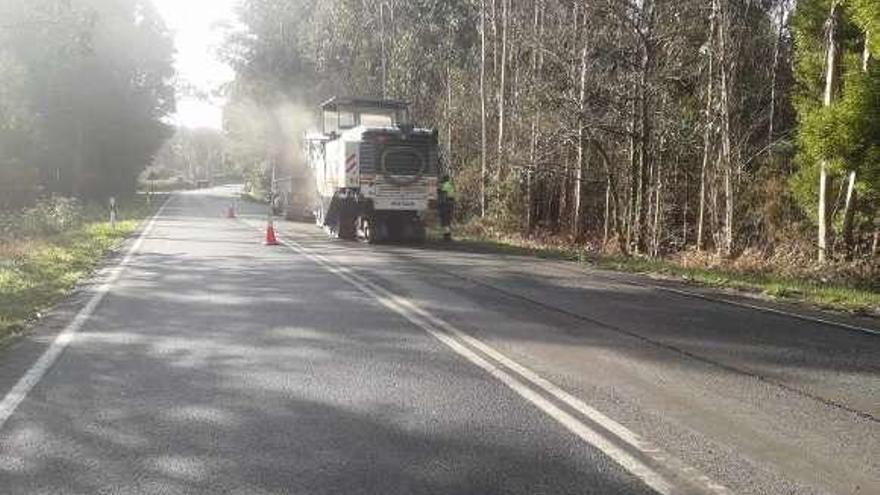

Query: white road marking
[
  {"left": 0, "top": 195, "right": 172, "bottom": 430},
  {"left": 264, "top": 225, "right": 733, "bottom": 495}
]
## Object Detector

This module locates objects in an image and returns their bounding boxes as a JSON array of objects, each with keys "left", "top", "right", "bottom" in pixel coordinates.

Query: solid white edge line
[
  {"left": 257, "top": 222, "right": 733, "bottom": 495},
  {"left": 0, "top": 194, "right": 172, "bottom": 430}
]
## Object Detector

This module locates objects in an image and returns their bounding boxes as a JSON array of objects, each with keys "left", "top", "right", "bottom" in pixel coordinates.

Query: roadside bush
[{"left": 0, "top": 196, "right": 85, "bottom": 239}]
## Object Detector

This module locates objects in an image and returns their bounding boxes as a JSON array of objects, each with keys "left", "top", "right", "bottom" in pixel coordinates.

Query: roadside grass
[
  {"left": 429, "top": 230, "right": 880, "bottom": 316},
  {"left": 593, "top": 255, "right": 880, "bottom": 314},
  {"left": 0, "top": 196, "right": 161, "bottom": 343}
]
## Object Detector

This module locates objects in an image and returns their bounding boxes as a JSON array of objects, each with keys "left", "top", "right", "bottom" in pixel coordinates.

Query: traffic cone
[{"left": 265, "top": 220, "right": 280, "bottom": 246}]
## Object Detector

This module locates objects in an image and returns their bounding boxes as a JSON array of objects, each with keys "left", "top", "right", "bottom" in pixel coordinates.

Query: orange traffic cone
[{"left": 265, "top": 220, "right": 280, "bottom": 246}]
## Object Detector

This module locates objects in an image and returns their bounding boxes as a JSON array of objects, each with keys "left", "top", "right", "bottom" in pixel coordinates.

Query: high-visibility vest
[{"left": 441, "top": 181, "right": 456, "bottom": 201}]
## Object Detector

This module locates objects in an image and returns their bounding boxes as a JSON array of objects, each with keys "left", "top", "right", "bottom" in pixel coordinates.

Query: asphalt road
[{"left": 0, "top": 187, "right": 877, "bottom": 495}]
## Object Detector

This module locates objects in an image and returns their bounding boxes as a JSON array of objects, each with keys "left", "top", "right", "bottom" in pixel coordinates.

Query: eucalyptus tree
[
  {"left": 224, "top": 0, "right": 880, "bottom": 265},
  {"left": 793, "top": 0, "right": 880, "bottom": 260}
]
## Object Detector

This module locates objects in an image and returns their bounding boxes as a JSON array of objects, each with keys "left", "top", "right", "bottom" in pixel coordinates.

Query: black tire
[
  {"left": 337, "top": 211, "right": 357, "bottom": 240},
  {"left": 411, "top": 221, "right": 426, "bottom": 244},
  {"left": 358, "top": 217, "right": 377, "bottom": 244}
]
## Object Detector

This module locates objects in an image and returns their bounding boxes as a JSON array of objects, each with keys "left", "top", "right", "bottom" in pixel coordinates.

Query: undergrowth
[
  {"left": 451, "top": 217, "right": 880, "bottom": 316},
  {"left": 0, "top": 196, "right": 160, "bottom": 342}
]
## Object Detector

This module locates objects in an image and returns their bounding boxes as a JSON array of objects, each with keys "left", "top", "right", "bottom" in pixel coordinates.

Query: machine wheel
[
  {"left": 392, "top": 213, "right": 425, "bottom": 244},
  {"left": 359, "top": 216, "right": 389, "bottom": 244},
  {"left": 337, "top": 211, "right": 357, "bottom": 240},
  {"left": 410, "top": 220, "right": 426, "bottom": 244},
  {"left": 358, "top": 216, "right": 376, "bottom": 244}
]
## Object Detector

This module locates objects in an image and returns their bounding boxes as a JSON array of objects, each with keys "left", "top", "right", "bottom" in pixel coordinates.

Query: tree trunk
[
  {"left": 573, "top": 34, "right": 588, "bottom": 240},
  {"left": 711, "top": 147, "right": 721, "bottom": 246},
  {"left": 838, "top": 37, "right": 871, "bottom": 259},
  {"left": 627, "top": 86, "right": 638, "bottom": 251},
  {"left": 873, "top": 226, "right": 879, "bottom": 258},
  {"left": 635, "top": 1, "right": 655, "bottom": 254},
  {"left": 446, "top": 61, "right": 453, "bottom": 170},
  {"left": 496, "top": 0, "right": 508, "bottom": 181},
  {"left": 511, "top": 36, "right": 521, "bottom": 153},
  {"left": 527, "top": 126, "right": 534, "bottom": 233},
  {"left": 528, "top": 113, "right": 539, "bottom": 234},
  {"left": 604, "top": 177, "right": 611, "bottom": 248},
  {"left": 697, "top": 0, "right": 717, "bottom": 251},
  {"left": 652, "top": 160, "right": 663, "bottom": 257},
  {"left": 593, "top": 139, "right": 628, "bottom": 255},
  {"left": 697, "top": 154, "right": 708, "bottom": 250},
  {"left": 719, "top": 0, "right": 734, "bottom": 257},
  {"left": 841, "top": 170, "right": 857, "bottom": 259},
  {"left": 480, "top": 0, "right": 488, "bottom": 217},
  {"left": 768, "top": 3, "right": 784, "bottom": 150},
  {"left": 818, "top": 1, "right": 841, "bottom": 262},
  {"left": 526, "top": 0, "right": 542, "bottom": 234},
  {"left": 379, "top": 3, "right": 387, "bottom": 98},
  {"left": 637, "top": 67, "right": 650, "bottom": 254},
  {"left": 682, "top": 166, "right": 689, "bottom": 247},
  {"left": 491, "top": 0, "right": 498, "bottom": 80},
  {"left": 559, "top": 150, "right": 569, "bottom": 229}
]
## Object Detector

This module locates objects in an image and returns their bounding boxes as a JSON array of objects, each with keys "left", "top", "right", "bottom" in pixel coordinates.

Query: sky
[{"left": 152, "top": 0, "right": 239, "bottom": 130}]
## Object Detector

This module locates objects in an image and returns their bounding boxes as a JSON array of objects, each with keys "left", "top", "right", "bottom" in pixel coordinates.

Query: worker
[{"left": 438, "top": 174, "right": 456, "bottom": 241}]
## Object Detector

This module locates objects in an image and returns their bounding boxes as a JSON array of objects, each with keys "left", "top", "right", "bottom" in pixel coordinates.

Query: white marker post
[{"left": 109, "top": 196, "right": 118, "bottom": 230}]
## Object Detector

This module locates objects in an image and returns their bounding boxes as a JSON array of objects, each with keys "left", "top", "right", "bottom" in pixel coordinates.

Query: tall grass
[
  {"left": 0, "top": 195, "right": 158, "bottom": 342},
  {"left": 452, "top": 219, "right": 880, "bottom": 316},
  {"left": 0, "top": 196, "right": 86, "bottom": 239}
]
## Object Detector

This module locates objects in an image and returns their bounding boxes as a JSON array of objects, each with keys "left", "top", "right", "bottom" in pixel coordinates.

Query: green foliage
[
  {"left": 225, "top": 0, "right": 879, "bottom": 264},
  {"left": 792, "top": 0, "right": 880, "bottom": 235},
  {"left": 0, "top": 0, "right": 176, "bottom": 204},
  {"left": 850, "top": 0, "right": 880, "bottom": 55},
  {"left": 0, "top": 197, "right": 84, "bottom": 239},
  {"left": 0, "top": 195, "right": 157, "bottom": 340},
  {"left": 444, "top": 234, "right": 879, "bottom": 314},
  {"left": 799, "top": 68, "right": 880, "bottom": 172}
]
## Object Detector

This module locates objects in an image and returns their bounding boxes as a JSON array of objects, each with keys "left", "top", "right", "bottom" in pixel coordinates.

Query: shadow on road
[{"left": 0, "top": 203, "right": 650, "bottom": 494}]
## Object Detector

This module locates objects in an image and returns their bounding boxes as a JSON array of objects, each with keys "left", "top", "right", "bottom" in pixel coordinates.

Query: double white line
[{"left": 271, "top": 231, "right": 733, "bottom": 495}]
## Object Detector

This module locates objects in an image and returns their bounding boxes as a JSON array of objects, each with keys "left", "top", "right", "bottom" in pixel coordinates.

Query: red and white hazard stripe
[{"left": 345, "top": 153, "right": 357, "bottom": 173}]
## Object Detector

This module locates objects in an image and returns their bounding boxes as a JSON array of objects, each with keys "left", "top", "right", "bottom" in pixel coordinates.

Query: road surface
[{"left": 0, "top": 187, "right": 877, "bottom": 494}]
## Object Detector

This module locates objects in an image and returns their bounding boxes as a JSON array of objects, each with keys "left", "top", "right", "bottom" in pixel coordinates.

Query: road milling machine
[{"left": 305, "top": 97, "right": 440, "bottom": 243}]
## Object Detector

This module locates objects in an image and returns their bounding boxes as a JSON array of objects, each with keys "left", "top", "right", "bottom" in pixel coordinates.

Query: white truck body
[{"left": 304, "top": 98, "right": 440, "bottom": 242}]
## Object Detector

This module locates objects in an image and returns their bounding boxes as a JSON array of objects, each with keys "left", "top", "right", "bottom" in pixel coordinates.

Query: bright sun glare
[{"left": 151, "top": 0, "right": 239, "bottom": 130}]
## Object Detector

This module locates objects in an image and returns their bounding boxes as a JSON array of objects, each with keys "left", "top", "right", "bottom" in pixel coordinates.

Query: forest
[
  {"left": 223, "top": 0, "right": 880, "bottom": 273},
  {"left": 0, "top": 0, "right": 175, "bottom": 208},
  {"left": 1, "top": 0, "right": 879, "bottom": 274}
]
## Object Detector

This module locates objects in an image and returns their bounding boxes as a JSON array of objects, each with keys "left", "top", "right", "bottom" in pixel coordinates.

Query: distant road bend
[{"left": 0, "top": 186, "right": 877, "bottom": 495}]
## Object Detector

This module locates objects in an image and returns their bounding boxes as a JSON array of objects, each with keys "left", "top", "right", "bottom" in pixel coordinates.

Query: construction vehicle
[{"left": 305, "top": 97, "right": 439, "bottom": 243}]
